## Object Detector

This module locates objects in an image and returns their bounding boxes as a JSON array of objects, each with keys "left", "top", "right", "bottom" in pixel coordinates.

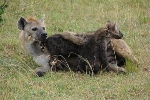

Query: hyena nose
[
  {"left": 41, "top": 33, "right": 47, "bottom": 38},
  {"left": 121, "top": 33, "right": 123, "bottom": 37},
  {"left": 119, "top": 31, "right": 123, "bottom": 38}
]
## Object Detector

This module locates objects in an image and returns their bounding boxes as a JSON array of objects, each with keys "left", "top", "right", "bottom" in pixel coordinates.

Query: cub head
[
  {"left": 17, "top": 15, "right": 47, "bottom": 42},
  {"left": 95, "top": 21, "right": 123, "bottom": 39},
  {"left": 105, "top": 21, "right": 123, "bottom": 39}
]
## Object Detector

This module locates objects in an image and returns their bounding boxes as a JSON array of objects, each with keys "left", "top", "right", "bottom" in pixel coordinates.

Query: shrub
[{"left": 0, "top": 0, "right": 10, "bottom": 24}]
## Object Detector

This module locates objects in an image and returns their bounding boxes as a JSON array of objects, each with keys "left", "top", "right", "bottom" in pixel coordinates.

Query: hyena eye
[
  {"left": 32, "top": 27, "right": 38, "bottom": 31},
  {"left": 42, "top": 27, "right": 45, "bottom": 30}
]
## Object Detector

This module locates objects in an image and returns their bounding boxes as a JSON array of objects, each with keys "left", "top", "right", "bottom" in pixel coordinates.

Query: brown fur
[
  {"left": 61, "top": 30, "right": 138, "bottom": 66},
  {"left": 44, "top": 21, "right": 126, "bottom": 74},
  {"left": 73, "top": 21, "right": 126, "bottom": 74}
]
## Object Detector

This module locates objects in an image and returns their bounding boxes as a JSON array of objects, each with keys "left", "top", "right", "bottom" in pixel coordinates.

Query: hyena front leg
[
  {"left": 34, "top": 54, "right": 51, "bottom": 77},
  {"left": 61, "top": 31, "right": 84, "bottom": 45}
]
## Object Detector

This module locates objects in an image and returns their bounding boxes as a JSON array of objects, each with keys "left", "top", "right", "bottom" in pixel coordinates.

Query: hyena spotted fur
[{"left": 17, "top": 16, "right": 58, "bottom": 77}]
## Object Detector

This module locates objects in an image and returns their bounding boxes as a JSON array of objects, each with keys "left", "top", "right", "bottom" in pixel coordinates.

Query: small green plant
[
  {"left": 125, "top": 58, "right": 138, "bottom": 73},
  {"left": 0, "top": 0, "right": 10, "bottom": 24}
]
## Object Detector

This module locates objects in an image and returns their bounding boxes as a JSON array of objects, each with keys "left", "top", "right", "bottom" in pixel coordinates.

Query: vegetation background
[{"left": 0, "top": 0, "right": 150, "bottom": 99}]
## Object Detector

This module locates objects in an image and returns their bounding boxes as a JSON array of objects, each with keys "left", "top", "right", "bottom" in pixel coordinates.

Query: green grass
[{"left": 0, "top": 0, "right": 150, "bottom": 99}]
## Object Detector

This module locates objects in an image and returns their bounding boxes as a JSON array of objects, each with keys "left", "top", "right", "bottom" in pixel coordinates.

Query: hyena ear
[
  {"left": 40, "top": 14, "right": 45, "bottom": 23},
  {"left": 17, "top": 17, "right": 28, "bottom": 30},
  {"left": 114, "top": 22, "right": 119, "bottom": 32},
  {"left": 106, "top": 21, "right": 111, "bottom": 24},
  {"left": 106, "top": 21, "right": 111, "bottom": 30}
]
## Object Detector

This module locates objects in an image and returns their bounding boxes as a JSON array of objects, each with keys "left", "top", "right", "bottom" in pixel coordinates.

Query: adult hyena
[{"left": 17, "top": 16, "right": 52, "bottom": 77}]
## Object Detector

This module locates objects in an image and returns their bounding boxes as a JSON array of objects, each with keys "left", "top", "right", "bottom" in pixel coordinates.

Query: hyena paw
[
  {"left": 76, "top": 38, "right": 85, "bottom": 45},
  {"left": 118, "top": 67, "right": 126, "bottom": 74},
  {"left": 36, "top": 71, "right": 45, "bottom": 77},
  {"left": 61, "top": 31, "right": 84, "bottom": 45},
  {"left": 61, "top": 31, "right": 73, "bottom": 39},
  {"left": 35, "top": 68, "right": 46, "bottom": 77}
]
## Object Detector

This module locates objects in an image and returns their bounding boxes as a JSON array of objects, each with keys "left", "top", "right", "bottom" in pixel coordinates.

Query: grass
[{"left": 0, "top": 0, "right": 150, "bottom": 99}]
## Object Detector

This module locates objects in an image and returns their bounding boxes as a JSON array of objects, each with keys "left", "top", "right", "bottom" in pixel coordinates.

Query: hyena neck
[
  {"left": 25, "top": 41, "right": 45, "bottom": 57},
  {"left": 20, "top": 32, "right": 46, "bottom": 58}
]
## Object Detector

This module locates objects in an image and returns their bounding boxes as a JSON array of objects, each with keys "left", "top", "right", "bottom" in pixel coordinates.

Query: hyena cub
[
  {"left": 62, "top": 25, "right": 138, "bottom": 70},
  {"left": 73, "top": 21, "right": 126, "bottom": 75},
  {"left": 17, "top": 16, "right": 53, "bottom": 77}
]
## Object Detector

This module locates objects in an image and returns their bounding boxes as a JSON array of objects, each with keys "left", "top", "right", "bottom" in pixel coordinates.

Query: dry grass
[{"left": 0, "top": 0, "right": 150, "bottom": 99}]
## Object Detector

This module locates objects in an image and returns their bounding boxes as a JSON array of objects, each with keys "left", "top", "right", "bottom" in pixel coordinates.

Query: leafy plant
[{"left": 0, "top": 0, "right": 10, "bottom": 24}]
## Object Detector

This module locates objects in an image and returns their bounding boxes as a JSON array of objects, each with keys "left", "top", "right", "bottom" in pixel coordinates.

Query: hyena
[
  {"left": 17, "top": 15, "right": 132, "bottom": 76},
  {"left": 61, "top": 24, "right": 138, "bottom": 67},
  {"left": 17, "top": 16, "right": 52, "bottom": 77},
  {"left": 73, "top": 21, "right": 126, "bottom": 74},
  {"left": 45, "top": 21, "right": 126, "bottom": 74}
]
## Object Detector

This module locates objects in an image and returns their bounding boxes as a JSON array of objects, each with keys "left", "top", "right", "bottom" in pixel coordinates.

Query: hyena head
[
  {"left": 105, "top": 21, "right": 123, "bottom": 39},
  {"left": 17, "top": 15, "right": 47, "bottom": 42}
]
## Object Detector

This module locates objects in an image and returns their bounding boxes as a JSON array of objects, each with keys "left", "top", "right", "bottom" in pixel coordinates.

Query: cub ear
[
  {"left": 106, "top": 21, "right": 111, "bottom": 30},
  {"left": 106, "top": 21, "right": 111, "bottom": 24},
  {"left": 17, "top": 17, "right": 28, "bottom": 30},
  {"left": 114, "top": 22, "right": 119, "bottom": 32}
]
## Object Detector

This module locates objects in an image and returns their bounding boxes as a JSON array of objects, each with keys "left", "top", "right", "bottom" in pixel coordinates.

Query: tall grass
[{"left": 0, "top": 0, "right": 150, "bottom": 99}]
